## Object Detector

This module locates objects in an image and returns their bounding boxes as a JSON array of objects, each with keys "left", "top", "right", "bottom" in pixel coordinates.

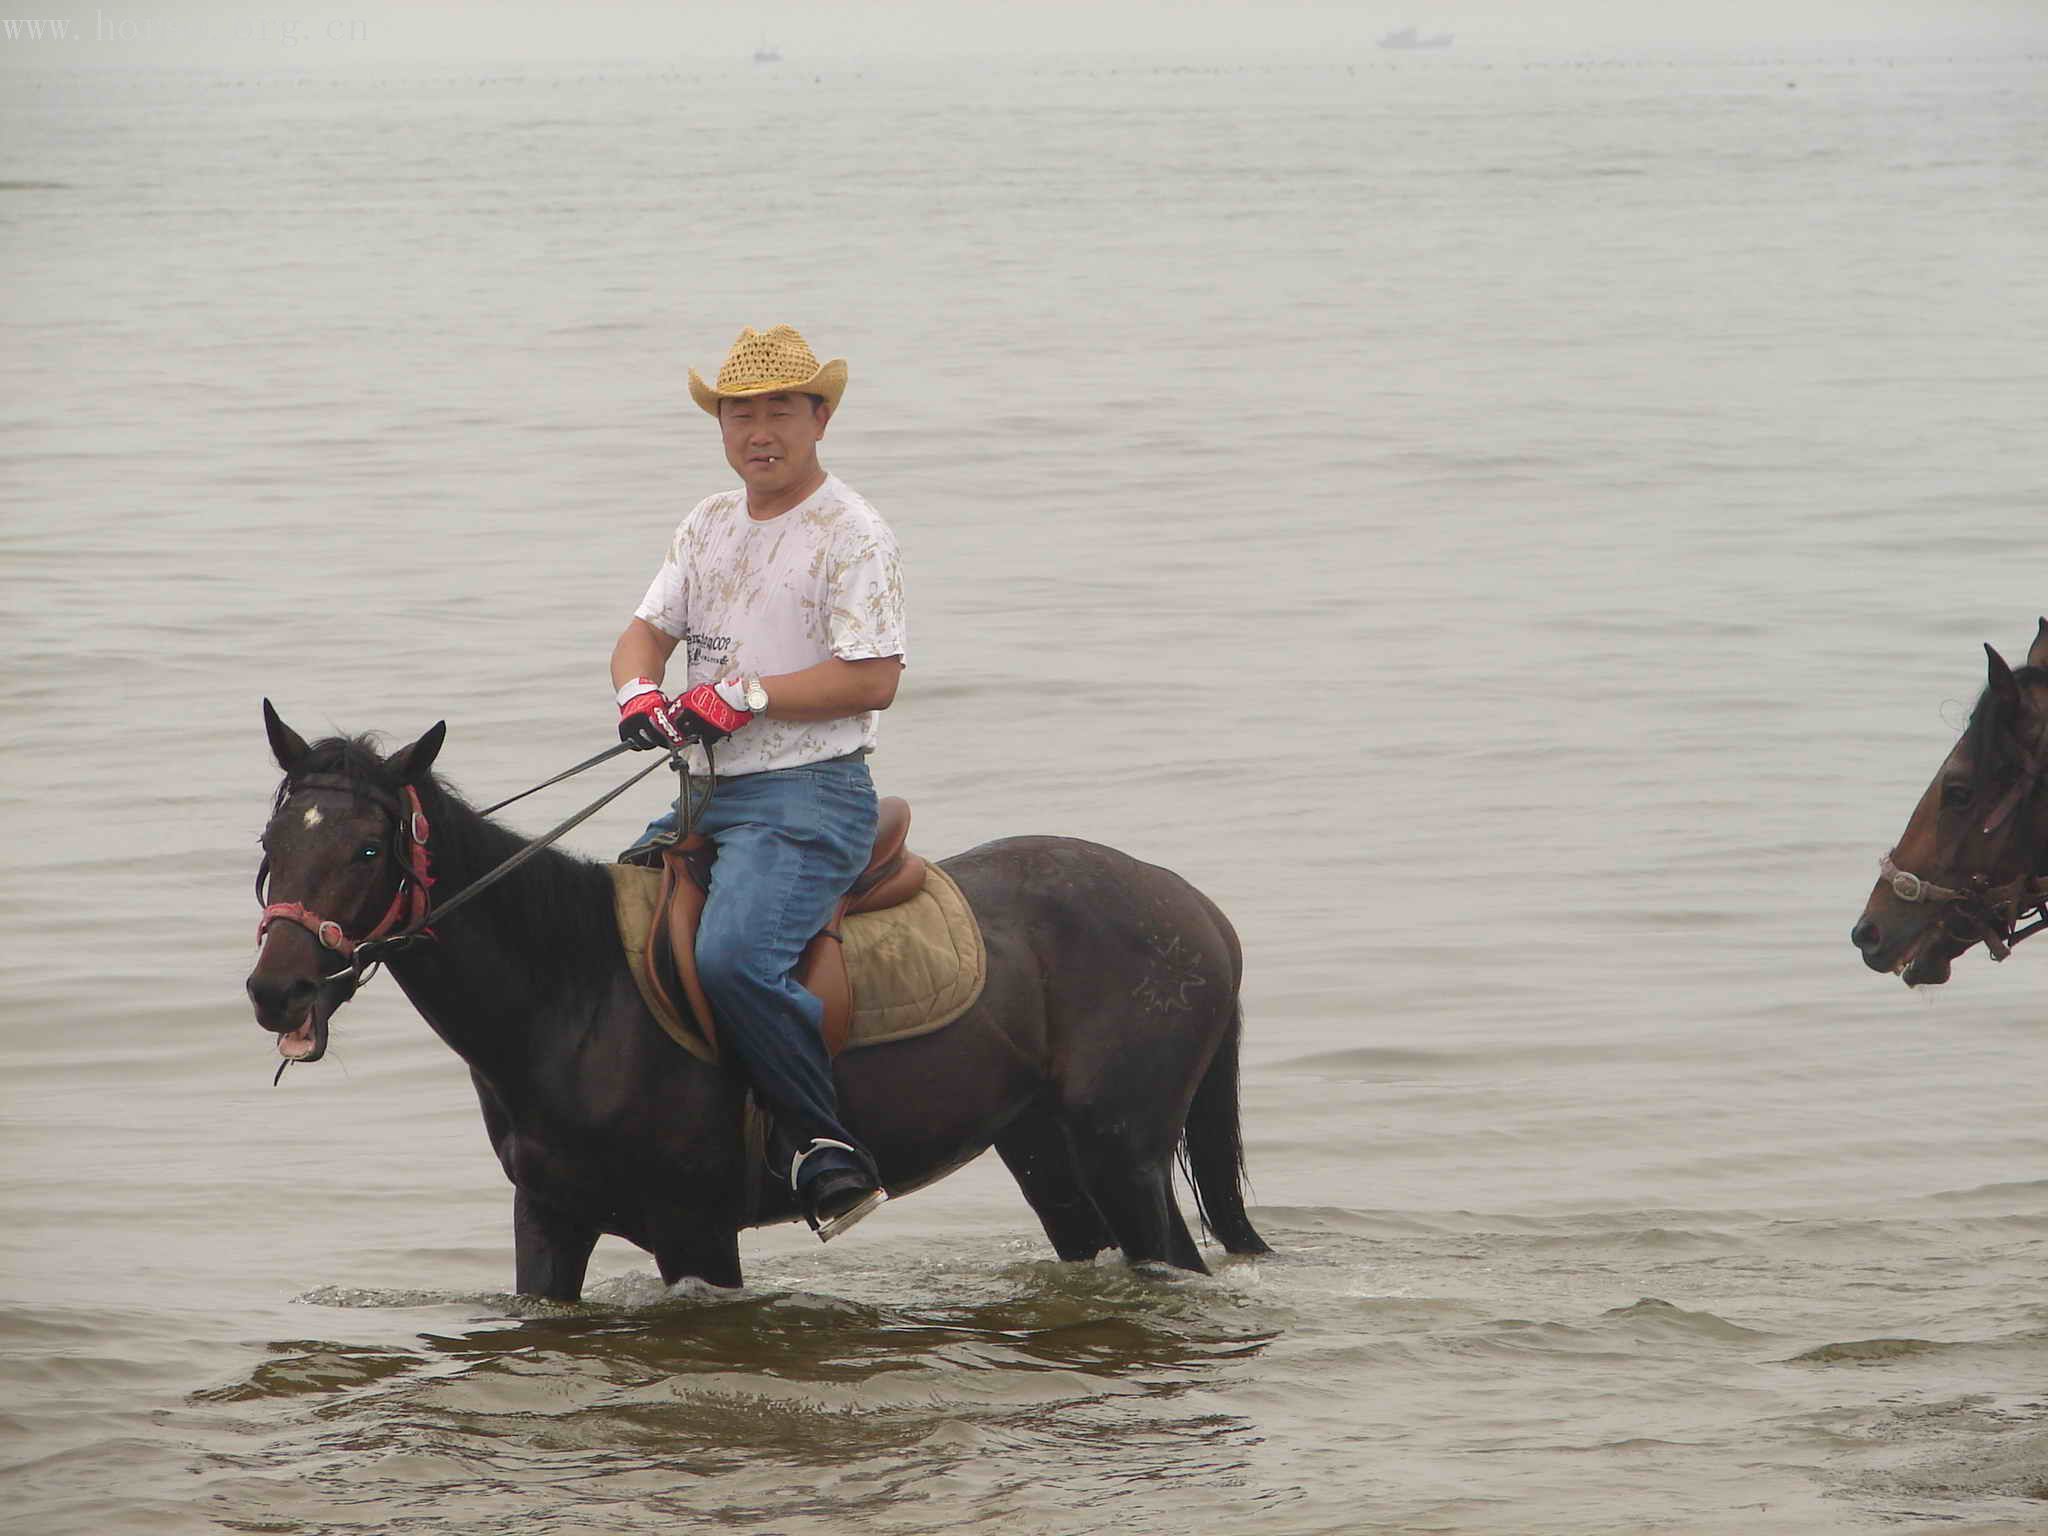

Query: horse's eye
[
  {"left": 358, "top": 843, "right": 381, "bottom": 861},
  {"left": 1940, "top": 781, "right": 1973, "bottom": 809}
]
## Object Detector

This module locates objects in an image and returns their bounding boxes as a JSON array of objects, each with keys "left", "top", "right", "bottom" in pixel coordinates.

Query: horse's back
[{"left": 944, "top": 834, "right": 1236, "bottom": 940}]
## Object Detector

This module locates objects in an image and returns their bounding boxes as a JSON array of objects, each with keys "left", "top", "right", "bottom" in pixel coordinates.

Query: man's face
[{"left": 719, "top": 392, "right": 829, "bottom": 501}]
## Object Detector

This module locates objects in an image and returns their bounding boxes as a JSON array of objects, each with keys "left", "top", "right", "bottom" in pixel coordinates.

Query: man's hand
[
  {"left": 668, "top": 682, "right": 754, "bottom": 744},
  {"left": 617, "top": 678, "right": 687, "bottom": 751}
]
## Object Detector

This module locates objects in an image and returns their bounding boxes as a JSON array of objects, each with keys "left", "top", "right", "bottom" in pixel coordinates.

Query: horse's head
[
  {"left": 1851, "top": 620, "right": 2048, "bottom": 986},
  {"left": 246, "top": 700, "right": 445, "bottom": 1066}
]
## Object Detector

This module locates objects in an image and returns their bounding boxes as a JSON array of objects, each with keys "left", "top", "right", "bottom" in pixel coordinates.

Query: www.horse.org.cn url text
[{"left": 2, "top": 13, "right": 369, "bottom": 47}]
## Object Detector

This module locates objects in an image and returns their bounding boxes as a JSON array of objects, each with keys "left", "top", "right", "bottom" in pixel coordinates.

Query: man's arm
[
  {"left": 611, "top": 617, "right": 681, "bottom": 692},
  {"left": 753, "top": 656, "right": 903, "bottom": 722}
]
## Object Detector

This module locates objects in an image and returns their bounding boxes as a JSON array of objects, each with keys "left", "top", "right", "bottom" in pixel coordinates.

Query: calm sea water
[{"left": 4, "top": 43, "right": 2047, "bottom": 1535}]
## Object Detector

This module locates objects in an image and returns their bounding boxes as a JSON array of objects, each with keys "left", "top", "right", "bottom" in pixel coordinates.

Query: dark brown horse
[
  {"left": 244, "top": 703, "right": 1269, "bottom": 1300},
  {"left": 1851, "top": 619, "right": 2048, "bottom": 986}
]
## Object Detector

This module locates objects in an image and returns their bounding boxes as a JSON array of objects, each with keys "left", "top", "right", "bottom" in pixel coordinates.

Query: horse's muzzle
[
  {"left": 1850, "top": 912, "right": 1956, "bottom": 986},
  {"left": 246, "top": 969, "right": 352, "bottom": 1063},
  {"left": 247, "top": 969, "right": 314, "bottom": 1032}
]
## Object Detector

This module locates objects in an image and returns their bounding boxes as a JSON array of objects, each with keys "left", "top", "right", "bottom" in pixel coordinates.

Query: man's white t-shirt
[{"left": 634, "top": 474, "right": 906, "bottom": 777}]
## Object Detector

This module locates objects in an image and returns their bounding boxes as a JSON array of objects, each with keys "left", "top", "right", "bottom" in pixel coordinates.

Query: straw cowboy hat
[{"left": 688, "top": 324, "right": 848, "bottom": 416}]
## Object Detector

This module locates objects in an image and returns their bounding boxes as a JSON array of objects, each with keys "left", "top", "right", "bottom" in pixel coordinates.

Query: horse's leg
[
  {"left": 513, "top": 1188, "right": 600, "bottom": 1302},
  {"left": 1158, "top": 1178, "right": 1207, "bottom": 1272},
  {"left": 1061, "top": 1119, "right": 1210, "bottom": 1275},
  {"left": 653, "top": 1227, "right": 742, "bottom": 1291},
  {"left": 993, "top": 1103, "right": 1114, "bottom": 1262}
]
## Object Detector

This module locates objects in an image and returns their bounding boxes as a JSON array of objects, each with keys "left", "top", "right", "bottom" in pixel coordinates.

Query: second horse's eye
[
  {"left": 359, "top": 843, "right": 381, "bottom": 860},
  {"left": 1940, "top": 781, "right": 1972, "bottom": 809}
]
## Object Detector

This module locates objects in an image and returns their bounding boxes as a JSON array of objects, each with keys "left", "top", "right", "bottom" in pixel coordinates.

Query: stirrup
[
  {"left": 815, "top": 1188, "right": 886, "bottom": 1243},
  {"left": 790, "top": 1138, "right": 888, "bottom": 1242}
]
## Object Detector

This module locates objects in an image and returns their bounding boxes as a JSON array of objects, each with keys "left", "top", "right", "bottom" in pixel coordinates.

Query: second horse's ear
[
  {"left": 390, "top": 721, "right": 447, "bottom": 786},
  {"left": 2027, "top": 616, "right": 2048, "bottom": 672},
  {"left": 263, "top": 698, "right": 309, "bottom": 772},
  {"left": 1986, "top": 644, "right": 2021, "bottom": 710}
]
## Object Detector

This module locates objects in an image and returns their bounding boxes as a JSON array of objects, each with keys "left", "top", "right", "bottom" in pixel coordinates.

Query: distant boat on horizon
[
  {"left": 1379, "top": 26, "right": 1453, "bottom": 50},
  {"left": 752, "top": 39, "right": 781, "bottom": 64}
]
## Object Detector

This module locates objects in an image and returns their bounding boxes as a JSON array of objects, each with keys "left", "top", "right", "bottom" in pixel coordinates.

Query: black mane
[
  {"left": 276, "top": 734, "right": 624, "bottom": 999},
  {"left": 1963, "top": 665, "right": 2048, "bottom": 795}
]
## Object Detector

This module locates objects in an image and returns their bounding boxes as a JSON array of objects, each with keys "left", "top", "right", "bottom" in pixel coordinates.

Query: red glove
[
  {"left": 668, "top": 682, "right": 753, "bottom": 744},
  {"left": 617, "top": 679, "right": 686, "bottom": 751}
]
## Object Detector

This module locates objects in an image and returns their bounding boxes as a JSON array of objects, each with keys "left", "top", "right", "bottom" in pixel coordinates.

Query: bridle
[
  {"left": 1877, "top": 715, "right": 2048, "bottom": 962},
  {"left": 254, "top": 740, "right": 690, "bottom": 987},
  {"left": 251, "top": 739, "right": 703, "bottom": 1087},
  {"left": 256, "top": 774, "right": 435, "bottom": 984}
]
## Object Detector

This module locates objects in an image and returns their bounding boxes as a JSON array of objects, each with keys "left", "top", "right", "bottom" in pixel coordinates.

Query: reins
[
  {"left": 355, "top": 749, "right": 678, "bottom": 965},
  {"left": 261, "top": 739, "right": 715, "bottom": 997},
  {"left": 1875, "top": 852, "right": 2048, "bottom": 960},
  {"left": 475, "top": 741, "right": 635, "bottom": 817}
]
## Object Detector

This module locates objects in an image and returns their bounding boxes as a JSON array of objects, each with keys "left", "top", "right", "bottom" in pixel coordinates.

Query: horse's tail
[{"left": 1180, "top": 1000, "right": 1271, "bottom": 1255}]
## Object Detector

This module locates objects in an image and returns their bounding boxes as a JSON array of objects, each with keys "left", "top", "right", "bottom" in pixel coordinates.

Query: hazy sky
[{"left": 3, "top": 0, "right": 2044, "bottom": 69}]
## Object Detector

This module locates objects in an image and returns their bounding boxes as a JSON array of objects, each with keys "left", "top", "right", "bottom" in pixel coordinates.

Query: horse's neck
[{"left": 385, "top": 784, "right": 618, "bottom": 1082}]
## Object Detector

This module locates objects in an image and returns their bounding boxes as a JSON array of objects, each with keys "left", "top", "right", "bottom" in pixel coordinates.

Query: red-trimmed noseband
[{"left": 257, "top": 782, "right": 435, "bottom": 967}]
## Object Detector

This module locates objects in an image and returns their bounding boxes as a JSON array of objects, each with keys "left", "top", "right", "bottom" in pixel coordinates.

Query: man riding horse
[{"left": 609, "top": 324, "right": 904, "bottom": 1240}]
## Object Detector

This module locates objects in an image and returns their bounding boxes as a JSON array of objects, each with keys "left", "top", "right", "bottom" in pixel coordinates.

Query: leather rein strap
[
  {"left": 1877, "top": 852, "right": 2048, "bottom": 962},
  {"left": 256, "top": 746, "right": 682, "bottom": 983}
]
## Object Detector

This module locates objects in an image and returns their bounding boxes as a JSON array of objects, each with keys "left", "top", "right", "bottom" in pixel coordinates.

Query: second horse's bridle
[{"left": 1877, "top": 716, "right": 2048, "bottom": 961}]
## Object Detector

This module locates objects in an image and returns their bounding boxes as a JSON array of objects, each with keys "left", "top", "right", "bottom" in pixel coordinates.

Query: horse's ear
[
  {"left": 2027, "top": 617, "right": 2048, "bottom": 671},
  {"left": 1986, "top": 644, "right": 2020, "bottom": 710},
  {"left": 263, "top": 698, "right": 310, "bottom": 772},
  {"left": 390, "top": 721, "right": 447, "bottom": 786}
]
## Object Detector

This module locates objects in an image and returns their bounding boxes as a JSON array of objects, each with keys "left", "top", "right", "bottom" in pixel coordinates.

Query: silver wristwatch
[{"left": 743, "top": 674, "right": 769, "bottom": 713}]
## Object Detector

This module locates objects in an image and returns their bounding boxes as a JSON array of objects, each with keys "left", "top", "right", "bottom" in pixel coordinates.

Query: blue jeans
[{"left": 630, "top": 760, "right": 880, "bottom": 1191}]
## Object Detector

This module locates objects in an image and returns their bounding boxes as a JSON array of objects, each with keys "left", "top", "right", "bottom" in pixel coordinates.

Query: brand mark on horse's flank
[
  {"left": 302, "top": 805, "right": 324, "bottom": 829},
  {"left": 1133, "top": 934, "right": 1208, "bottom": 1014}
]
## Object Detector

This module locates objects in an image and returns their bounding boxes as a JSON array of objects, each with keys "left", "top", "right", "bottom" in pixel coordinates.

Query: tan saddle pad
[{"left": 607, "top": 860, "right": 987, "bottom": 1064}]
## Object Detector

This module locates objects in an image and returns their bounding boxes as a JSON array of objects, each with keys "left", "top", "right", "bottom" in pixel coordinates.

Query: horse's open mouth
[
  {"left": 1894, "top": 928, "right": 1957, "bottom": 988},
  {"left": 278, "top": 1011, "right": 328, "bottom": 1062},
  {"left": 275, "top": 975, "right": 356, "bottom": 1065}
]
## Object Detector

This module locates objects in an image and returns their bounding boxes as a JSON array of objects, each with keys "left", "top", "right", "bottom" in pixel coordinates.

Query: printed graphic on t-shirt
[{"left": 684, "top": 629, "right": 737, "bottom": 672}]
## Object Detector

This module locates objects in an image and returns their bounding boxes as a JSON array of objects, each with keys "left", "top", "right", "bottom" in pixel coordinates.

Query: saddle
[{"left": 644, "top": 797, "right": 928, "bottom": 1058}]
